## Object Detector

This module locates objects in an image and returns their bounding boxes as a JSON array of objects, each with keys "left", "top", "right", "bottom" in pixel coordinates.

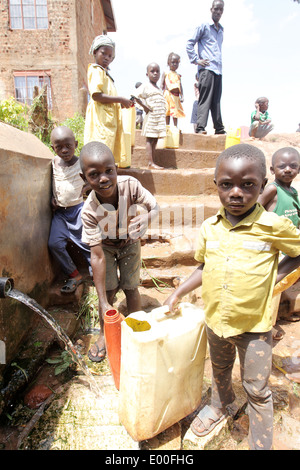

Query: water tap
[{"left": 0, "top": 278, "right": 14, "bottom": 298}]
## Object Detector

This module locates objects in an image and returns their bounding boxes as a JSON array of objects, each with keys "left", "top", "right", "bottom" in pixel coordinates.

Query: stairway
[
  {"left": 117, "top": 130, "right": 225, "bottom": 290},
  {"left": 118, "top": 130, "right": 225, "bottom": 195}
]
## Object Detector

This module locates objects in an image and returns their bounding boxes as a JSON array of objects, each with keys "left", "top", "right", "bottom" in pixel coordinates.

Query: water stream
[{"left": 7, "top": 289, "right": 103, "bottom": 398}]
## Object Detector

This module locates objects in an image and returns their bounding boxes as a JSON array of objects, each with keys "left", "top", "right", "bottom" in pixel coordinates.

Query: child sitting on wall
[{"left": 249, "top": 97, "right": 274, "bottom": 139}]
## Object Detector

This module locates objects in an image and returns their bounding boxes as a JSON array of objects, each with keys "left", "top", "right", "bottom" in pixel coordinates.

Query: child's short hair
[
  {"left": 271, "top": 147, "right": 300, "bottom": 166},
  {"left": 255, "top": 96, "right": 268, "bottom": 104},
  {"left": 215, "top": 144, "right": 267, "bottom": 179},
  {"left": 146, "top": 62, "right": 160, "bottom": 72},
  {"left": 79, "top": 141, "right": 114, "bottom": 172},
  {"left": 50, "top": 125, "right": 75, "bottom": 143}
]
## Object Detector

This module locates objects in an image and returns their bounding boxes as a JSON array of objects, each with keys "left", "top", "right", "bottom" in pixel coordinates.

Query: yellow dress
[
  {"left": 163, "top": 70, "right": 185, "bottom": 119},
  {"left": 84, "top": 64, "right": 130, "bottom": 168}
]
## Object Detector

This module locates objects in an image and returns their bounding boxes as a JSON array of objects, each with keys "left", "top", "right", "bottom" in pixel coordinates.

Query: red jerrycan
[{"left": 104, "top": 309, "right": 124, "bottom": 390}]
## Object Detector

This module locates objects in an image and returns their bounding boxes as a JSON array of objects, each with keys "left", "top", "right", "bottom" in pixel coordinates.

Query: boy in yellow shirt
[{"left": 164, "top": 143, "right": 300, "bottom": 450}]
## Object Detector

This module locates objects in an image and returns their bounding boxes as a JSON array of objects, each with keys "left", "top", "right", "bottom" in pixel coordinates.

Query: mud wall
[{"left": 0, "top": 123, "right": 55, "bottom": 376}]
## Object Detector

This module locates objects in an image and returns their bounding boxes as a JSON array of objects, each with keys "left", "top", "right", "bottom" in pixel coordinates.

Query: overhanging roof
[{"left": 101, "top": 0, "right": 117, "bottom": 32}]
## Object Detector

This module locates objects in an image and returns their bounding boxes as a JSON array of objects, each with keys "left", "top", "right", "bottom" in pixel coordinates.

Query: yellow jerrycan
[
  {"left": 165, "top": 125, "right": 180, "bottom": 149},
  {"left": 271, "top": 267, "right": 300, "bottom": 327},
  {"left": 118, "top": 303, "right": 207, "bottom": 441},
  {"left": 122, "top": 106, "right": 136, "bottom": 147},
  {"left": 120, "top": 106, "right": 136, "bottom": 168},
  {"left": 225, "top": 127, "right": 241, "bottom": 149}
]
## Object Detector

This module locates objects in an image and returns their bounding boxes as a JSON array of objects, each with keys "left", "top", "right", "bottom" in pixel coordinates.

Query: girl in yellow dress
[
  {"left": 84, "top": 35, "right": 133, "bottom": 167},
  {"left": 161, "top": 53, "right": 185, "bottom": 127}
]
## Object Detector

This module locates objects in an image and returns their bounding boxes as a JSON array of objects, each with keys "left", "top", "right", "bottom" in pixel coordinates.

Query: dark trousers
[
  {"left": 207, "top": 326, "right": 273, "bottom": 450},
  {"left": 196, "top": 69, "right": 224, "bottom": 133},
  {"left": 48, "top": 204, "right": 91, "bottom": 276}
]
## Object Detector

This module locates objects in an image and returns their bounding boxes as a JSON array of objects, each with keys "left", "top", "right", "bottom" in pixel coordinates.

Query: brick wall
[{"left": 0, "top": 0, "right": 109, "bottom": 121}]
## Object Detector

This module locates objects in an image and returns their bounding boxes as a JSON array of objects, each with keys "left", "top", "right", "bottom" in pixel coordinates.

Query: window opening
[{"left": 9, "top": 0, "right": 48, "bottom": 30}]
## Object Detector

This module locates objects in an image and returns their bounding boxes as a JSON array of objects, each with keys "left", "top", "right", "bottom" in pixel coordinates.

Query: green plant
[
  {"left": 0, "top": 96, "right": 86, "bottom": 156},
  {"left": 46, "top": 351, "right": 75, "bottom": 375},
  {"left": 60, "top": 113, "right": 85, "bottom": 155},
  {"left": 0, "top": 97, "right": 29, "bottom": 131},
  {"left": 141, "top": 258, "right": 171, "bottom": 292},
  {"left": 77, "top": 287, "right": 99, "bottom": 330},
  {"left": 293, "top": 383, "right": 300, "bottom": 399}
]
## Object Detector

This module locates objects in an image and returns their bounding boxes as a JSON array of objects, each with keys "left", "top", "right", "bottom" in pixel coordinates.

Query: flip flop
[
  {"left": 61, "top": 278, "right": 83, "bottom": 294},
  {"left": 88, "top": 343, "right": 106, "bottom": 363},
  {"left": 190, "top": 405, "right": 226, "bottom": 437},
  {"left": 272, "top": 327, "right": 284, "bottom": 341}
]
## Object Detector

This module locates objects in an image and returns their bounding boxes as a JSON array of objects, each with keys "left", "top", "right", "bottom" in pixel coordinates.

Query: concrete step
[
  {"left": 154, "top": 194, "right": 221, "bottom": 225},
  {"left": 117, "top": 167, "right": 218, "bottom": 196},
  {"left": 131, "top": 146, "right": 220, "bottom": 169},
  {"left": 141, "top": 235, "right": 198, "bottom": 269},
  {"left": 140, "top": 264, "right": 196, "bottom": 288},
  {"left": 134, "top": 129, "right": 226, "bottom": 152}
]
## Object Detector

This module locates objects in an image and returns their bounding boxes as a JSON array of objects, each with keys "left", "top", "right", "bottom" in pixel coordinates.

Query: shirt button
[{"left": 223, "top": 284, "right": 228, "bottom": 290}]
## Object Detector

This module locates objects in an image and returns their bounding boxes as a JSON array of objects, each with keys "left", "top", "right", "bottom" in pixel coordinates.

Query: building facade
[{"left": 0, "top": 0, "right": 116, "bottom": 121}]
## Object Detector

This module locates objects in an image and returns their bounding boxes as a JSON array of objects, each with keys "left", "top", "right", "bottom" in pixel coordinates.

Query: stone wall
[{"left": 0, "top": 123, "right": 54, "bottom": 376}]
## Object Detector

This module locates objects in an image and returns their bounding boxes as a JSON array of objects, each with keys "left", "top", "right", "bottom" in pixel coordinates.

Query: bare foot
[{"left": 148, "top": 163, "right": 164, "bottom": 170}]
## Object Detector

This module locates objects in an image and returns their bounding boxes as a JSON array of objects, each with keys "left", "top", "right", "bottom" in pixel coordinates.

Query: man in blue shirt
[{"left": 186, "top": 0, "right": 225, "bottom": 135}]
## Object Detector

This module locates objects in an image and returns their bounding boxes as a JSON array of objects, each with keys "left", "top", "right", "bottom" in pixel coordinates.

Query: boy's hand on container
[{"left": 163, "top": 294, "right": 180, "bottom": 315}]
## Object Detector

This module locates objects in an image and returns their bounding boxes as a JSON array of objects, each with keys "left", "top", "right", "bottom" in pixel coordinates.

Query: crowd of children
[{"left": 47, "top": 8, "right": 300, "bottom": 449}]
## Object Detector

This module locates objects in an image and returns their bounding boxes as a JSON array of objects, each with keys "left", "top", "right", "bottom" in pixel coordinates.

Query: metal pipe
[{"left": 0, "top": 277, "right": 14, "bottom": 298}]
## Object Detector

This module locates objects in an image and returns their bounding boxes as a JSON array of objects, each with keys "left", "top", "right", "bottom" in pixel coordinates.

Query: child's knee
[
  {"left": 242, "top": 376, "right": 271, "bottom": 404},
  {"left": 48, "top": 236, "right": 66, "bottom": 252},
  {"left": 124, "top": 287, "right": 139, "bottom": 298}
]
